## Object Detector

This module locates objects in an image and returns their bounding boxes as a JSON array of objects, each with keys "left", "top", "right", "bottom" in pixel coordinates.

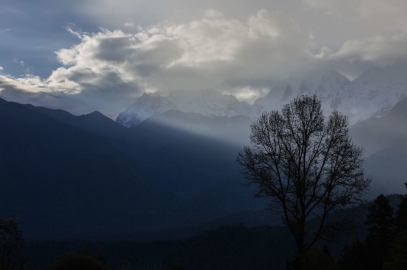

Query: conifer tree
[{"left": 365, "top": 194, "right": 394, "bottom": 245}]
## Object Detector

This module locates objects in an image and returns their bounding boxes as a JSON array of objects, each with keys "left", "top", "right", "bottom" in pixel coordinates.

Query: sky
[{"left": 0, "top": 0, "right": 407, "bottom": 118}]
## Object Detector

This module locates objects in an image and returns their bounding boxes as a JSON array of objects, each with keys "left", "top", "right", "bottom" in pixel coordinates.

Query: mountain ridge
[
  {"left": 116, "top": 89, "right": 263, "bottom": 128},
  {"left": 116, "top": 63, "right": 407, "bottom": 127},
  {"left": 0, "top": 98, "right": 178, "bottom": 238}
]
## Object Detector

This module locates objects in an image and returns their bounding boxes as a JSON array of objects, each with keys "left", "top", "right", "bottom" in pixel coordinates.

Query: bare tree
[{"left": 237, "top": 95, "right": 370, "bottom": 266}]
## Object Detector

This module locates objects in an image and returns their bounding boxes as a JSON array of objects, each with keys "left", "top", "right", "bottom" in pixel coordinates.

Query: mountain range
[
  {"left": 117, "top": 63, "right": 407, "bottom": 127},
  {"left": 116, "top": 89, "right": 262, "bottom": 127},
  {"left": 0, "top": 98, "right": 271, "bottom": 239},
  {"left": 0, "top": 98, "right": 178, "bottom": 238},
  {"left": 1, "top": 62, "right": 407, "bottom": 239}
]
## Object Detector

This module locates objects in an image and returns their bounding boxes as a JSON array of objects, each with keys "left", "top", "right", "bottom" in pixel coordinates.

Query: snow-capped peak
[
  {"left": 336, "top": 62, "right": 407, "bottom": 124},
  {"left": 116, "top": 93, "right": 177, "bottom": 127},
  {"left": 254, "top": 68, "right": 351, "bottom": 113},
  {"left": 116, "top": 89, "right": 263, "bottom": 127},
  {"left": 255, "top": 63, "right": 407, "bottom": 125},
  {"left": 117, "top": 63, "right": 407, "bottom": 128}
]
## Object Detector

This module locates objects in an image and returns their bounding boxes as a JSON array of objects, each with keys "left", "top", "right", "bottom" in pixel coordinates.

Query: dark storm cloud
[{"left": 94, "top": 37, "right": 136, "bottom": 63}]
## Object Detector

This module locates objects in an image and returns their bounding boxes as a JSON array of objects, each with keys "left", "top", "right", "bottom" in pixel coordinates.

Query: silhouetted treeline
[
  {"left": 338, "top": 189, "right": 407, "bottom": 270},
  {"left": 3, "top": 192, "right": 406, "bottom": 270}
]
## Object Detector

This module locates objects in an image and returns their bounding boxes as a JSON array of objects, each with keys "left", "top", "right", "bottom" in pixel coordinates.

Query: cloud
[
  {"left": 302, "top": 0, "right": 338, "bottom": 14},
  {"left": 315, "top": 32, "right": 407, "bottom": 79},
  {"left": 123, "top": 19, "right": 136, "bottom": 28},
  {"left": 203, "top": 9, "right": 224, "bottom": 19},
  {"left": 303, "top": 0, "right": 407, "bottom": 31},
  {"left": 0, "top": 78, "right": 94, "bottom": 115},
  {"left": 76, "top": 0, "right": 297, "bottom": 27},
  {"left": 2, "top": 3, "right": 407, "bottom": 116},
  {"left": 358, "top": 0, "right": 407, "bottom": 31},
  {"left": 1, "top": 9, "right": 315, "bottom": 116},
  {"left": 58, "top": 9, "right": 312, "bottom": 94},
  {"left": 0, "top": 67, "right": 3, "bottom": 71},
  {"left": 303, "top": 0, "right": 407, "bottom": 78},
  {"left": 12, "top": 58, "right": 34, "bottom": 74},
  {"left": 0, "top": 28, "right": 11, "bottom": 33}
]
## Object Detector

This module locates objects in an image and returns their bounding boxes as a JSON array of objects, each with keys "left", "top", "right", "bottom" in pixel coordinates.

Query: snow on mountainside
[
  {"left": 117, "top": 89, "right": 263, "bottom": 127},
  {"left": 255, "top": 63, "right": 407, "bottom": 125},
  {"left": 254, "top": 68, "right": 351, "bottom": 117},
  {"left": 168, "top": 89, "right": 262, "bottom": 118},
  {"left": 117, "top": 63, "right": 407, "bottom": 127},
  {"left": 116, "top": 94, "right": 178, "bottom": 127},
  {"left": 337, "top": 63, "right": 407, "bottom": 124}
]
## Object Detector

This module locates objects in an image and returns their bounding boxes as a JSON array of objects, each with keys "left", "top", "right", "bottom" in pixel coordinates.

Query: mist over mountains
[
  {"left": 118, "top": 63, "right": 407, "bottom": 128},
  {"left": 116, "top": 89, "right": 262, "bottom": 128},
  {"left": 113, "top": 63, "right": 407, "bottom": 198}
]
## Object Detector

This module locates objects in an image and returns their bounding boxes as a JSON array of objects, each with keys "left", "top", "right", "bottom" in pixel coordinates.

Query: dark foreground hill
[
  {"left": 26, "top": 105, "right": 253, "bottom": 198},
  {"left": 0, "top": 98, "right": 271, "bottom": 239},
  {"left": 0, "top": 98, "right": 177, "bottom": 238},
  {"left": 24, "top": 103, "right": 270, "bottom": 230}
]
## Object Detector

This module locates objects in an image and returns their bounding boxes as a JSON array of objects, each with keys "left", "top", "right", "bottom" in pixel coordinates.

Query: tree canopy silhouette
[
  {"left": 52, "top": 248, "right": 108, "bottom": 270},
  {"left": 237, "top": 95, "right": 370, "bottom": 267},
  {"left": 365, "top": 194, "right": 394, "bottom": 246}
]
